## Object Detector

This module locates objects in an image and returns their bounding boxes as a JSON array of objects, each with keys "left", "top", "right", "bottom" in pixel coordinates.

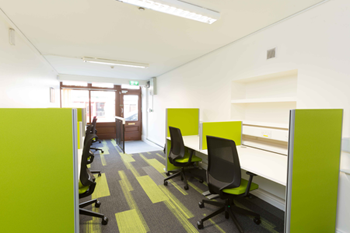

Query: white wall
[
  {"left": 148, "top": 0, "right": 350, "bottom": 231},
  {"left": 0, "top": 14, "right": 59, "bottom": 108}
]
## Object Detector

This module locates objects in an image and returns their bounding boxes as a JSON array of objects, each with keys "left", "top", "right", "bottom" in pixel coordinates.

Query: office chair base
[
  {"left": 91, "top": 147, "right": 104, "bottom": 153},
  {"left": 197, "top": 199, "right": 260, "bottom": 232},
  {"left": 91, "top": 170, "right": 102, "bottom": 177},
  {"left": 80, "top": 199, "right": 101, "bottom": 208},
  {"left": 164, "top": 168, "right": 189, "bottom": 190},
  {"left": 80, "top": 208, "right": 108, "bottom": 225},
  {"left": 79, "top": 199, "right": 108, "bottom": 225},
  {"left": 164, "top": 166, "right": 203, "bottom": 190}
]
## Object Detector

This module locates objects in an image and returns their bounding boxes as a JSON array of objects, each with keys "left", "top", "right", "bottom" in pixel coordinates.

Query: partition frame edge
[
  {"left": 72, "top": 109, "right": 79, "bottom": 233},
  {"left": 165, "top": 109, "right": 168, "bottom": 172},
  {"left": 285, "top": 109, "right": 295, "bottom": 233}
]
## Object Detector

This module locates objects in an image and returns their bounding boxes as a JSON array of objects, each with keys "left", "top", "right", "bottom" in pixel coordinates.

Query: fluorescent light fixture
[
  {"left": 116, "top": 0, "right": 220, "bottom": 24},
  {"left": 83, "top": 57, "right": 149, "bottom": 69}
]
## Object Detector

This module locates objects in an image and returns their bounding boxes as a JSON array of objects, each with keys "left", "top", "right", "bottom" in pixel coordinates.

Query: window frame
[{"left": 60, "top": 82, "right": 123, "bottom": 123}]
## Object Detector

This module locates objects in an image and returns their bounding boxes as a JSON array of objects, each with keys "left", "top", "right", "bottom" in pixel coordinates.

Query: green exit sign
[{"left": 129, "top": 81, "right": 139, "bottom": 86}]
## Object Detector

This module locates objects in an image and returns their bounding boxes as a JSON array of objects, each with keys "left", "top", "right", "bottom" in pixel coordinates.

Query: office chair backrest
[
  {"left": 92, "top": 116, "right": 97, "bottom": 133},
  {"left": 168, "top": 126, "right": 186, "bottom": 163},
  {"left": 84, "top": 124, "right": 94, "bottom": 146},
  {"left": 206, "top": 136, "right": 241, "bottom": 195},
  {"left": 85, "top": 124, "right": 93, "bottom": 137},
  {"left": 80, "top": 133, "right": 97, "bottom": 187}
]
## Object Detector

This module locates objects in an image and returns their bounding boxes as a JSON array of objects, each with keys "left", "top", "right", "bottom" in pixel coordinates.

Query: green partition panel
[
  {"left": 77, "top": 121, "right": 81, "bottom": 149},
  {"left": 1, "top": 109, "right": 76, "bottom": 233},
  {"left": 76, "top": 108, "right": 86, "bottom": 127},
  {"left": 166, "top": 108, "right": 199, "bottom": 171},
  {"left": 166, "top": 108, "right": 199, "bottom": 137},
  {"left": 201, "top": 121, "right": 242, "bottom": 150},
  {"left": 286, "top": 109, "right": 343, "bottom": 233}
]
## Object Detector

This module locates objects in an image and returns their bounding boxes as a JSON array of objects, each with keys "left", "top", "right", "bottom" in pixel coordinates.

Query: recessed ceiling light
[
  {"left": 82, "top": 57, "right": 149, "bottom": 69},
  {"left": 116, "top": 0, "right": 220, "bottom": 24}
]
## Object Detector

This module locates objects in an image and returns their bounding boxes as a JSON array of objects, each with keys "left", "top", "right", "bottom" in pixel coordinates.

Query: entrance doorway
[{"left": 120, "top": 88, "right": 142, "bottom": 141}]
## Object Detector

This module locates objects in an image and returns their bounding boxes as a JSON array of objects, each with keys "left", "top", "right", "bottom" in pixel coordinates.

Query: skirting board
[
  {"left": 250, "top": 189, "right": 285, "bottom": 211},
  {"left": 145, "top": 137, "right": 163, "bottom": 148}
]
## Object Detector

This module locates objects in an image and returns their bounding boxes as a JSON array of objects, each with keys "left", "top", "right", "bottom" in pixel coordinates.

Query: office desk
[{"left": 167, "top": 135, "right": 287, "bottom": 186}]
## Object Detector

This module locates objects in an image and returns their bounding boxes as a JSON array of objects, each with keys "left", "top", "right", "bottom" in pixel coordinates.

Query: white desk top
[
  {"left": 167, "top": 135, "right": 201, "bottom": 151},
  {"left": 167, "top": 135, "right": 287, "bottom": 186}
]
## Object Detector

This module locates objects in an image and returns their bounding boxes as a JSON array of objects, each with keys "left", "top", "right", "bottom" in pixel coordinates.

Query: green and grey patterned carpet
[{"left": 79, "top": 139, "right": 284, "bottom": 233}]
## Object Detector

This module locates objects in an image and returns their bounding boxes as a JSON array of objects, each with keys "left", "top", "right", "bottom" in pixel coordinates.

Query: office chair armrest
[
  {"left": 243, "top": 172, "right": 257, "bottom": 197},
  {"left": 188, "top": 149, "right": 194, "bottom": 163}
]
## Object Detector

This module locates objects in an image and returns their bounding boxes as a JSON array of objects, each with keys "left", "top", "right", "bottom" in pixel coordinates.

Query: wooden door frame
[{"left": 120, "top": 88, "right": 142, "bottom": 141}]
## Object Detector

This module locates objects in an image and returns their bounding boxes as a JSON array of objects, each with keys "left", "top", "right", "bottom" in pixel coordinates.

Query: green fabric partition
[
  {"left": 166, "top": 108, "right": 199, "bottom": 171},
  {"left": 77, "top": 121, "right": 81, "bottom": 149},
  {"left": 1, "top": 109, "right": 76, "bottom": 233},
  {"left": 166, "top": 108, "right": 199, "bottom": 137},
  {"left": 77, "top": 108, "right": 83, "bottom": 122},
  {"left": 288, "top": 109, "right": 342, "bottom": 233},
  {"left": 201, "top": 121, "right": 242, "bottom": 150}
]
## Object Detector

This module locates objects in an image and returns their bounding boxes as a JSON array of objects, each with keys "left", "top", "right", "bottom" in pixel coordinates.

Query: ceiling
[{"left": 0, "top": 0, "right": 323, "bottom": 81}]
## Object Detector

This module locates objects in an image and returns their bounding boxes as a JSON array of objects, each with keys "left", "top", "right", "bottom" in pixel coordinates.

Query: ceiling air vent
[{"left": 267, "top": 48, "right": 276, "bottom": 60}]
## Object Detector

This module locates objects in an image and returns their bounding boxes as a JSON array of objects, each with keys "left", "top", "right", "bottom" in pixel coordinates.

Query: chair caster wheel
[
  {"left": 95, "top": 201, "right": 101, "bottom": 208},
  {"left": 101, "top": 150, "right": 104, "bottom": 153},
  {"left": 184, "top": 185, "right": 189, "bottom": 190},
  {"left": 98, "top": 173, "right": 101, "bottom": 177},
  {"left": 197, "top": 220, "right": 203, "bottom": 229},
  {"left": 164, "top": 181, "right": 168, "bottom": 186},
  {"left": 254, "top": 217, "right": 261, "bottom": 225},
  {"left": 225, "top": 211, "right": 229, "bottom": 219},
  {"left": 102, "top": 217, "right": 108, "bottom": 225},
  {"left": 166, "top": 172, "right": 170, "bottom": 176},
  {"left": 198, "top": 202, "right": 204, "bottom": 208}
]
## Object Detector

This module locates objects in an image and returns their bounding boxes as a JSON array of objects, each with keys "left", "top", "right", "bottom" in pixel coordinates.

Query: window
[
  {"left": 61, "top": 82, "right": 117, "bottom": 123},
  {"left": 61, "top": 89, "right": 89, "bottom": 123},
  {"left": 124, "top": 95, "right": 138, "bottom": 121},
  {"left": 91, "top": 91, "right": 116, "bottom": 122}
]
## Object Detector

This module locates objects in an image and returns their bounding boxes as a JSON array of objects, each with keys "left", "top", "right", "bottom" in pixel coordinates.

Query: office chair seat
[
  {"left": 174, "top": 154, "right": 202, "bottom": 163},
  {"left": 79, "top": 182, "right": 90, "bottom": 194},
  {"left": 223, "top": 179, "right": 258, "bottom": 195}
]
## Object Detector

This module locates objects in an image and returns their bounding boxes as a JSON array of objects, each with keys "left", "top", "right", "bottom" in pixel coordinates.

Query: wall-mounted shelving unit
[
  {"left": 231, "top": 69, "right": 298, "bottom": 126},
  {"left": 231, "top": 97, "right": 297, "bottom": 104}
]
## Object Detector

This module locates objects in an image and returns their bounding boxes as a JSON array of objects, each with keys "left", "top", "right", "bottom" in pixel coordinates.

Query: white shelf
[
  {"left": 234, "top": 69, "right": 298, "bottom": 83},
  {"left": 231, "top": 97, "right": 297, "bottom": 104},
  {"left": 340, "top": 169, "right": 350, "bottom": 175},
  {"left": 242, "top": 120, "right": 289, "bottom": 129}
]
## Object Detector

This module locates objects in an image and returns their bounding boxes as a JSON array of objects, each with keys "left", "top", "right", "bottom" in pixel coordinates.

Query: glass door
[{"left": 121, "top": 91, "right": 142, "bottom": 141}]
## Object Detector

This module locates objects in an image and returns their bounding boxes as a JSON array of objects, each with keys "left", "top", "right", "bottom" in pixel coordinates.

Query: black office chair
[
  {"left": 163, "top": 126, "right": 203, "bottom": 190},
  {"left": 197, "top": 136, "right": 261, "bottom": 232},
  {"left": 84, "top": 125, "right": 101, "bottom": 176},
  {"left": 79, "top": 134, "right": 108, "bottom": 225},
  {"left": 92, "top": 116, "right": 102, "bottom": 143},
  {"left": 87, "top": 120, "right": 104, "bottom": 154}
]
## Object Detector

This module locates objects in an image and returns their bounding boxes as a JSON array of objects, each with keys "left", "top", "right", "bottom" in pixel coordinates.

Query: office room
[{"left": 1, "top": 0, "right": 349, "bottom": 232}]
